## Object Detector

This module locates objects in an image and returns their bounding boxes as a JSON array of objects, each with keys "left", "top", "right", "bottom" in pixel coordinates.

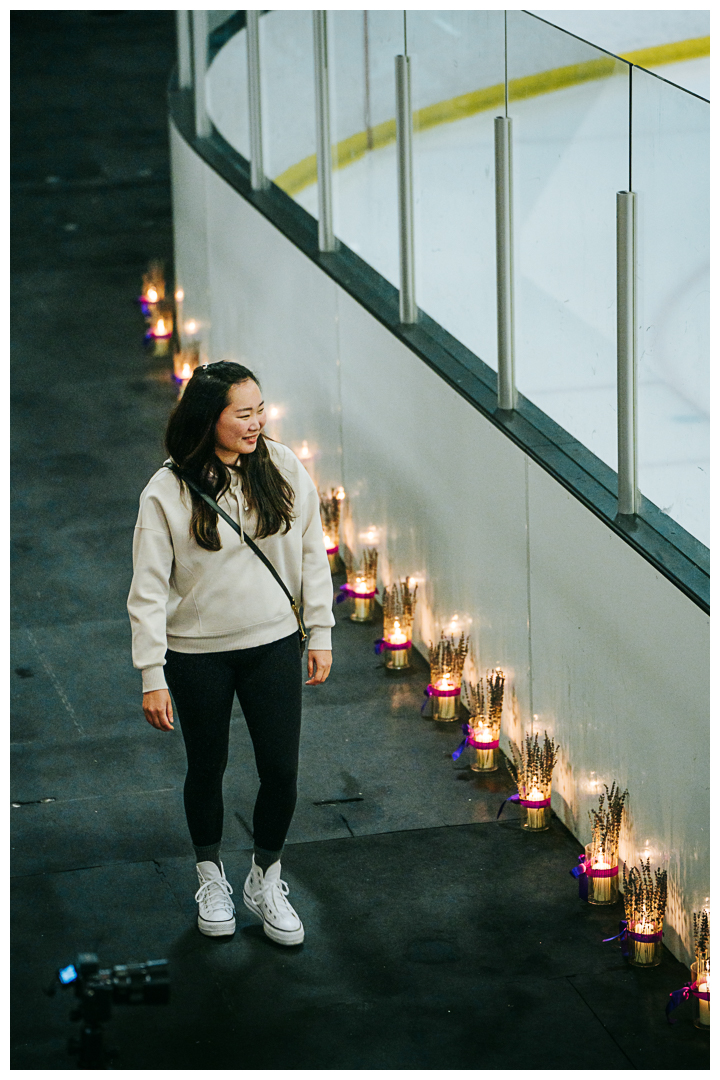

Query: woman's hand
[
  {"left": 306, "top": 649, "right": 332, "bottom": 686},
  {"left": 143, "top": 689, "right": 175, "bottom": 731}
]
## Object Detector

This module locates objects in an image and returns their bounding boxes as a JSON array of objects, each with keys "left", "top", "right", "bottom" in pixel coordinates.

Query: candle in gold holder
[
  {"left": 424, "top": 631, "right": 468, "bottom": 721},
  {"left": 337, "top": 548, "right": 378, "bottom": 622},
  {"left": 584, "top": 783, "right": 628, "bottom": 905},
  {"left": 147, "top": 300, "right": 174, "bottom": 356},
  {"left": 502, "top": 732, "right": 558, "bottom": 831},
  {"left": 692, "top": 908, "right": 710, "bottom": 1028},
  {"left": 666, "top": 906, "right": 710, "bottom": 1025},
  {"left": 621, "top": 858, "right": 667, "bottom": 967},
  {"left": 455, "top": 670, "right": 505, "bottom": 771},
  {"left": 173, "top": 343, "right": 200, "bottom": 396},
  {"left": 376, "top": 578, "right": 417, "bottom": 670},
  {"left": 319, "top": 487, "right": 345, "bottom": 574},
  {"left": 139, "top": 259, "right": 165, "bottom": 314}
]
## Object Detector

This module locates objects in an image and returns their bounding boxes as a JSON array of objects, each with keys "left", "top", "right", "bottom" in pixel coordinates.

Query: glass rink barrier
[{"left": 198, "top": 10, "right": 708, "bottom": 549}]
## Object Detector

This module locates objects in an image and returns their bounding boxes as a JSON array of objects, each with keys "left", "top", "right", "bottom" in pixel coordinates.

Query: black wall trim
[{"left": 168, "top": 83, "right": 709, "bottom": 615}]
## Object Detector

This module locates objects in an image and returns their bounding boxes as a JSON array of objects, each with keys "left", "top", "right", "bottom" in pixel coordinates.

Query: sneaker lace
[
  {"left": 195, "top": 875, "right": 233, "bottom": 912},
  {"left": 256, "top": 875, "right": 293, "bottom": 914}
]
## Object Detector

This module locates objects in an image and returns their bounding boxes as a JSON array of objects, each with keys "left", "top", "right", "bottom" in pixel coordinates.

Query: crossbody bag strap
[{"left": 165, "top": 464, "right": 307, "bottom": 643}]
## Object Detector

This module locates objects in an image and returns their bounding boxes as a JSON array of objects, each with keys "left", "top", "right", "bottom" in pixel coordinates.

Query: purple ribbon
[
  {"left": 570, "top": 857, "right": 619, "bottom": 902},
  {"left": 603, "top": 920, "right": 631, "bottom": 957},
  {"left": 628, "top": 929, "right": 663, "bottom": 942},
  {"left": 335, "top": 583, "right": 377, "bottom": 603},
  {"left": 325, "top": 544, "right": 339, "bottom": 555},
  {"left": 374, "top": 638, "right": 412, "bottom": 655},
  {"left": 426, "top": 684, "right": 460, "bottom": 697},
  {"left": 666, "top": 982, "right": 710, "bottom": 1024},
  {"left": 452, "top": 724, "right": 499, "bottom": 761},
  {"left": 603, "top": 920, "right": 663, "bottom": 958},
  {"left": 496, "top": 792, "right": 551, "bottom": 819},
  {"left": 421, "top": 683, "right": 460, "bottom": 715},
  {"left": 570, "top": 854, "right": 590, "bottom": 901}
]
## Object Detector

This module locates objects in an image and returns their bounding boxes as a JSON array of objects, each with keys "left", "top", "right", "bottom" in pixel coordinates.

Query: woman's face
[{"left": 215, "top": 380, "right": 266, "bottom": 462}]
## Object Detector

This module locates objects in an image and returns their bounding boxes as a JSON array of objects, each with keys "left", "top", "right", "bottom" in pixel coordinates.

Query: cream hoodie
[{"left": 127, "top": 440, "right": 334, "bottom": 692}]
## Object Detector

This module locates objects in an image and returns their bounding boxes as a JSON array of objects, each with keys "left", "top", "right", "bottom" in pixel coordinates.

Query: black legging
[{"left": 164, "top": 631, "right": 302, "bottom": 852}]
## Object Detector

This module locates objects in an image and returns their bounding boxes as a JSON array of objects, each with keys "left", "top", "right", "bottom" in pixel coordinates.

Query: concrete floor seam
[{"left": 566, "top": 976, "right": 638, "bottom": 1069}]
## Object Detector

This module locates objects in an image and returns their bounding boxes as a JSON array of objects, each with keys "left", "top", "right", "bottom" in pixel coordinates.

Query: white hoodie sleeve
[
  {"left": 299, "top": 485, "right": 335, "bottom": 650},
  {"left": 127, "top": 494, "right": 174, "bottom": 693}
]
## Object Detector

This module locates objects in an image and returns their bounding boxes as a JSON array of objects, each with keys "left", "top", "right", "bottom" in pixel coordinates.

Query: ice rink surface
[
  {"left": 209, "top": 11, "right": 709, "bottom": 545},
  {"left": 531, "top": 9, "right": 709, "bottom": 98}
]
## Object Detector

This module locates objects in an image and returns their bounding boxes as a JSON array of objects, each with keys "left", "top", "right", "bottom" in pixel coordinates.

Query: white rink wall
[{"left": 170, "top": 123, "right": 709, "bottom": 967}]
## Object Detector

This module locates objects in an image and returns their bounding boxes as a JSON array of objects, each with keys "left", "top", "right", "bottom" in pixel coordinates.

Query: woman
[{"left": 127, "top": 361, "right": 334, "bottom": 945}]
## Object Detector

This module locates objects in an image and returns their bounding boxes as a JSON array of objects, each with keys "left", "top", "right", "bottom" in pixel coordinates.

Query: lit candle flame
[
  {"left": 298, "top": 441, "right": 310, "bottom": 459},
  {"left": 336, "top": 487, "right": 345, "bottom": 500},
  {"left": 155, "top": 318, "right": 167, "bottom": 336},
  {"left": 323, "top": 533, "right": 334, "bottom": 551},
  {"left": 185, "top": 319, "right": 197, "bottom": 335},
  {"left": 353, "top": 575, "right": 374, "bottom": 597},
  {"left": 388, "top": 619, "right": 407, "bottom": 646},
  {"left": 269, "top": 407, "right": 279, "bottom": 419},
  {"left": 180, "top": 362, "right": 192, "bottom": 381},
  {"left": 175, "top": 288, "right": 184, "bottom": 302},
  {"left": 436, "top": 672, "right": 454, "bottom": 691},
  {"left": 147, "top": 287, "right": 158, "bottom": 303}
]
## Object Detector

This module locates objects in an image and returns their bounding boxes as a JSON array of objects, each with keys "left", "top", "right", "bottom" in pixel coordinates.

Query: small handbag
[{"left": 165, "top": 464, "right": 307, "bottom": 653}]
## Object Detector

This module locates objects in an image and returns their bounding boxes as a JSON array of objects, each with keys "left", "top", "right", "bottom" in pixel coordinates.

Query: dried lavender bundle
[
  {"left": 588, "top": 782, "right": 628, "bottom": 862},
  {"left": 463, "top": 669, "right": 505, "bottom": 731},
  {"left": 487, "top": 669, "right": 505, "bottom": 725},
  {"left": 463, "top": 678, "right": 485, "bottom": 720},
  {"left": 507, "top": 731, "right": 558, "bottom": 795},
  {"left": 623, "top": 858, "right": 668, "bottom": 924},
  {"left": 693, "top": 909, "right": 710, "bottom": 965},
  {"left": 319, "top": 488, "right": 343, "bottom": 542},
  {"left": 347, "top": 547, "right": 378, "bottom": 583},
  {"left": 383, "top": 578, "right": 418, "bottom": 623},
  {"left": 429, "top": 630, "right": 469, "bottom": 683}
]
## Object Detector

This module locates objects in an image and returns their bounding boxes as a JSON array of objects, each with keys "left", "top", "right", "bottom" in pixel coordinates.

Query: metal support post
[
  {"left": 495, "top": 115, "right": 516, "bottom": 410},
  {"left": 313, "top": 11, "right": 336, "bottom": 252},
  {"left": 176, "top": 11, "right": 192, "bottom": 90},
  {"left": 395, "top": 54, "right": 416, "bottom": 324},
  {"left": 247, "top": 11, "right": 267, "bottom": 190},
  {"left": 616, "top": 191, "right": 639, "bottom": 515},
  {"left": 191, "top": 10, "right": 210, "bottom": 137}
]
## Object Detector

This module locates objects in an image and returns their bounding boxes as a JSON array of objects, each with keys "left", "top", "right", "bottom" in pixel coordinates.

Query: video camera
[{"left": 47, "top": 952, "right": 170, "bottom": 1068}]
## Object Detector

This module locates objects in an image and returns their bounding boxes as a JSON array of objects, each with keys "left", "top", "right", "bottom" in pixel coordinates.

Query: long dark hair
[{"left": 165, "top": 361, "right": 295, "bottom": 550}]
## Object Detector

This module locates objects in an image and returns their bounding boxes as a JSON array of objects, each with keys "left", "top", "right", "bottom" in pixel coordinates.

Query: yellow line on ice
[{"left": 273, "top": 37, "right": 709, "bottom": 197}]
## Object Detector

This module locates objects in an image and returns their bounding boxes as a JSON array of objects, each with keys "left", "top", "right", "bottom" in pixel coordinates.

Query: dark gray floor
[{"left": 11, "top": 11, "right": 709, "bottom": 1070}]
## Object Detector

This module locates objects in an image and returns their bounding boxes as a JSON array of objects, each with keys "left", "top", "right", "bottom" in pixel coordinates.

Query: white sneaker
[
  {"left": 195, "top": 860, "right": 236, "bottom": 937},
  {"left": 243, "top": 857, "right": 305, "bottom": 945}
]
